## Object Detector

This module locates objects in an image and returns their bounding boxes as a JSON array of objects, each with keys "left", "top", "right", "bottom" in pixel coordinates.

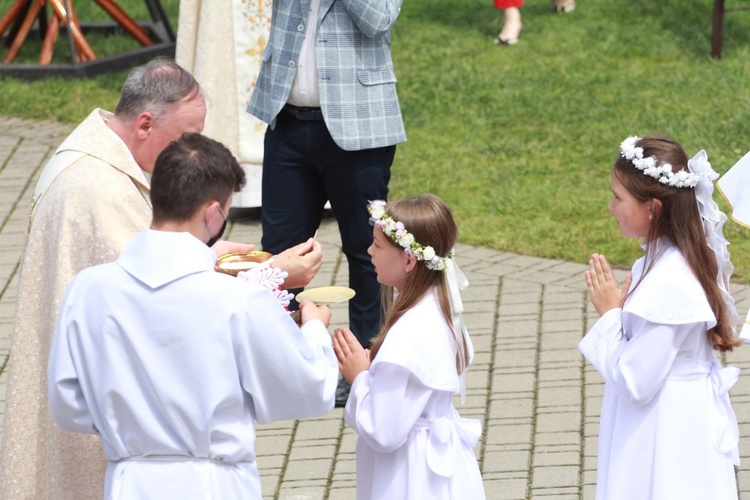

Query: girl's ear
[
  {"left": 404, "top": 252, "right": 418, "bottom": 273},
  {"left": 651, "top": 198, "right": 663, "bottom": 218}
]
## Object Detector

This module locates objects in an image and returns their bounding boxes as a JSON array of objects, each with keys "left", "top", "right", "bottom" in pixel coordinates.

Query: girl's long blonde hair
[{"left": 368, "top": 194, "right": 470, "bottom": 374}]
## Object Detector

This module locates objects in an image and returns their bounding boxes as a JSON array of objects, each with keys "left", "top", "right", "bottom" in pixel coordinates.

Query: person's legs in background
[
  {"left": 322, "top": 146, "right": 394, "bottom": 345},
  {"left": 322, "top": 143, "right": 394, "bottom": 407},
  {"left": 494, "top": 0, "right": 523, "bottom": 46},
  {"left": 261, "top": 114, "right": 328, "bottom": 304},
  {"left": 262, "top": 112, "right": 394, "bottom": 407}
]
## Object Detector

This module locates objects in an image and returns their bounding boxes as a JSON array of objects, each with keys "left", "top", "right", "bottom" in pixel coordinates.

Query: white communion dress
[
  {"left": 345, "top": 288, "right": 486, "bottom": 499},
  {"left": 579, "top": 242, "right": 739, "bottom": 500}
]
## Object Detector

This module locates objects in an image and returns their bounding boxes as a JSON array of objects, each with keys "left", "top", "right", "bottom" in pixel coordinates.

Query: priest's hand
[
  {"left": 585, "top": 253, "right": 632, "bottom": 316},
  {"left": 333, "top": 328, "right": 371, "bottom": 384},
  {"left": 299, "top": 299, "right": 331, "bottom": 327},
  {"left": 273, "top": 238, "right": 323, "bottom": 289},
  {"left": 210, "top": 240, "right": 254, "bottom": 257}
]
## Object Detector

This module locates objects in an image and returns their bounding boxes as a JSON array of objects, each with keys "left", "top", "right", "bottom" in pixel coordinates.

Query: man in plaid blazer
[{"left": 247, "top": 0, "right": 406, "bottom": 406}]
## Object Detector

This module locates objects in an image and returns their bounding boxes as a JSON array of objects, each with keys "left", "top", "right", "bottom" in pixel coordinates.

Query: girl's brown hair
[
  {"left": 368, "top": 194, "right": 470, "bottom": 373},
  {"left": 614, "top": 136, "right": 740, "bottom": 351}
]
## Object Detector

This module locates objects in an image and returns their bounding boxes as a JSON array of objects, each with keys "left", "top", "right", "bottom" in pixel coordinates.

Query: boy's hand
[{"left": 299, "top": 299, "right": 331, "bottom": 327}]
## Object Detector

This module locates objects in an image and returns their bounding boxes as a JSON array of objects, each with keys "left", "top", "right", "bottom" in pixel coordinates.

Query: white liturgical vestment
[
  {"left": 579, "top": 243, "right": 739, "bottom": 500},
  {"left": 345, "top": 288, "right": 486, "bottom": 499},
  {"left": 48, "top": 230, "right": 338, "bottom": 499}
]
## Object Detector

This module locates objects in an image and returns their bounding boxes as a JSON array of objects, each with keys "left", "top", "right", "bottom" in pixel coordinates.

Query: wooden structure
[
  {"left": 712, "top": 0, "right": 750, "bottom": 58},
  {"left": 0, "top": 0, "right": 175, "bottom": 79}
]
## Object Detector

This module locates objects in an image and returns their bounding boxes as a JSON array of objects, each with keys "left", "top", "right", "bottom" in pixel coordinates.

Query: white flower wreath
[
  {"left": 620, "top": 136, "right": 700, "bottom": 188},
  {"left": 367, "top": 200, "right": 454, "bottom": 271}
]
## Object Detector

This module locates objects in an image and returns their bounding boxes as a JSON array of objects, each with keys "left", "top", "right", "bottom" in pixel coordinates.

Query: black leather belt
[{"left": 282, "top": 104, "right": 324, "bottom": 121}]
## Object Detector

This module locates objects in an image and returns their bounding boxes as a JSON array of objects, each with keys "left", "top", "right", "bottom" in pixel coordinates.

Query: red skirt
[{"left": 494, "top": 0, "right": 522, "bottom": 8}]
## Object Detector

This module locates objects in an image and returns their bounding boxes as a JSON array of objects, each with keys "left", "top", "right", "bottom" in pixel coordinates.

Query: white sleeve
[
  {"left": 579, "top": 308, "right": 693, "bottom": 406},
  {"left": 344, "top": 362, "right": 434, "bottom": 453},
  {"left": 237, "top": 290, "right": 338, "bottom": 423},
  {"left": 47, "top": 281, "right": 98, "bottom": 435}
]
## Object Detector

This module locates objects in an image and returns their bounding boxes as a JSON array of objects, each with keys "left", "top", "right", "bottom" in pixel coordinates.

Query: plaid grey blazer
[{"left": 247, "top": 0, "right": 407, "bottom": 151}]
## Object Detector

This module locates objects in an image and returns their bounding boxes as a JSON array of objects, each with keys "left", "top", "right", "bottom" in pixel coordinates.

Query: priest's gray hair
[{"left": 115, "top": 57, "right": 204, "bottom": 122}]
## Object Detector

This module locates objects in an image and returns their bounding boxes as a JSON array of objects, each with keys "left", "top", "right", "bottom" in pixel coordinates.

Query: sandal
[
  {"left": 493, "top": 25, "right": 522, "bottom": 46},
  {"left": 494, "top": 34, "right": 520, "bottom": 46},
  {"left": 551, "top": 0, "right": 576, "bottom": 13}
]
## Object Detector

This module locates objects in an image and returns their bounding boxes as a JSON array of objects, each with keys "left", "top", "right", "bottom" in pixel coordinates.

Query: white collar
[{"left": 117, "top": 230, "right": 217, "bottom": 289}]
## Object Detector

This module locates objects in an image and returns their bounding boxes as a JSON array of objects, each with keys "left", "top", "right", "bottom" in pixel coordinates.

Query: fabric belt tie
[
  {"left": 115, "top": 455, "right": 252, "bottom": 466},
  {"left": 282, "top": 104, "right": 324, "bottom": 121},
  {"left": 708, "top": 361, "right": 740, "bottom": 464},
  {"left": 668, "top": 357, "right": 740, "bottom": 465},
  {"left": 414, "top": 416, "right": 482, "bottom": 479}
]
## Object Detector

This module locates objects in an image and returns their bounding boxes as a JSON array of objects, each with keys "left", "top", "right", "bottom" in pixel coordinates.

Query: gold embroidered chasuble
[
  {"left": 176, "top": 0, "right": 271, "bottom": 206},
  {"left": 0, "top": 109, "right": 152, "bottom": 499}
]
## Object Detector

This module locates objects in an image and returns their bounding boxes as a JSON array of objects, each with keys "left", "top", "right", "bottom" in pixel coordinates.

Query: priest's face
[
  {"left": 609, "top": 173, "right": 652, "bottom": 239},
  {"left": 368, "top": 227, "right": 409, "bottom": 290},
  {"left": 141, "top": 95, "right": 207, "bottom": 173}
]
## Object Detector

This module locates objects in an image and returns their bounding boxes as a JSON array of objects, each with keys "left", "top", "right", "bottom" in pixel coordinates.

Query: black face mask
[{"left": 206, "top": 206, "right": 228, "bottom": 248}]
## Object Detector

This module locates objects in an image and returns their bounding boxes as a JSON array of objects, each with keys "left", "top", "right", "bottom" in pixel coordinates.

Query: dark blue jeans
[{"left": 261, "top": 112, "right": 395, "bottom": 348}]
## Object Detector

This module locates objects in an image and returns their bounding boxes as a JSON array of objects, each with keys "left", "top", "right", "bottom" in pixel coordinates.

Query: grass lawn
[{"left": 1, "top": 0, "right": 750, "bottom": 281}]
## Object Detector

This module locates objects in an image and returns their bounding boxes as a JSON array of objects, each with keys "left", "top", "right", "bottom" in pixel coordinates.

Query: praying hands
[
  {"left": 332, "top": 328, "right": 371, "bottom": 384},
  {"left": 585, "top": 253, "right": 632, "bottom": 316}
]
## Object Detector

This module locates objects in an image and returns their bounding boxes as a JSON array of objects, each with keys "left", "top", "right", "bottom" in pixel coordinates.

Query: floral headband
[
  {"left": 620, "top": 136, "right": 700, "bottom": 188},
  {"left": 367, "top": 200, "right": 454, "bottom": 271}
]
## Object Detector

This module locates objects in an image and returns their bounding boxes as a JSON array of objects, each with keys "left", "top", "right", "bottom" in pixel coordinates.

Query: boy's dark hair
[{"left": 150, "top": 133, "right": 246, "bottom": 224}]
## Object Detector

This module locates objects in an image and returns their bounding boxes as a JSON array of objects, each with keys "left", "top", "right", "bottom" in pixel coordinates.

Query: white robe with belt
[
  {"left": 579, "top": 243, "right": 739, "bottom": 500},
  {"left": 345, "top": 288, "right": 486, "bottom": 500},
  {"left": 48, "top": 230, "right": 338, "bottom": 499}
]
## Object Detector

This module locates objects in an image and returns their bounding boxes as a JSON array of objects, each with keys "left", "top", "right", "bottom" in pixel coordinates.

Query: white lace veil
[{"left": 689, "top": 150, "right": 742, "bottom": 340}]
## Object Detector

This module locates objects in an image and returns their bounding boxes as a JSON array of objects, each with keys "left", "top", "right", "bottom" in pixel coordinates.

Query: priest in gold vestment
[{"left": 0, "top": 59, "right": 208, "bottom": 499}]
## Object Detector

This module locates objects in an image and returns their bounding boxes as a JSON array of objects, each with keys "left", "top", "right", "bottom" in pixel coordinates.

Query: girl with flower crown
[
  {"left": 332, "top": 194, "right": 486, "bottom": 499},
  {"left": 579, "top": 136, "right": 742, "bottom": 500}
]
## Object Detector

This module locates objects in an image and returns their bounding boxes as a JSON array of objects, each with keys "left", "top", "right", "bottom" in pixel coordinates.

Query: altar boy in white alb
[{"left": 48, "top": 133, "right": 338, "bottom": 499}]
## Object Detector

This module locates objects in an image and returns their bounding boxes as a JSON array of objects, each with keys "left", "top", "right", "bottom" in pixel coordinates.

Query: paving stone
[
  {"left": 482, "top": 449, "right": 531, "bottom": 472},
  {"left": 530, "top": 491, "right": 580, "bottom": 499},
  {"left": 535, "top": 411, "right": 581, "bottom": 433},
  {"left": 482, "top": 478, "right": 528, "bottom": 499},
  {"left": 275, "top": 484, "right": 326, "bottom": 499},
  {"left": 537, "top": 386, "right": 583, "bottom": 408},
  {"left": 531, "top": 465, "right": 580, "bottom": 488},
  {"left": 532, "top": 450, "right": 581, "bottom": 467},
  {"left": 281, "top": 457, "right": 332, "bottom": 481}
]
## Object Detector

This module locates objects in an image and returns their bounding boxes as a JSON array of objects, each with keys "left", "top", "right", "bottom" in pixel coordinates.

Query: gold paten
[{"left": 215, "top": 251, "right": 273, "bottom": 276}]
